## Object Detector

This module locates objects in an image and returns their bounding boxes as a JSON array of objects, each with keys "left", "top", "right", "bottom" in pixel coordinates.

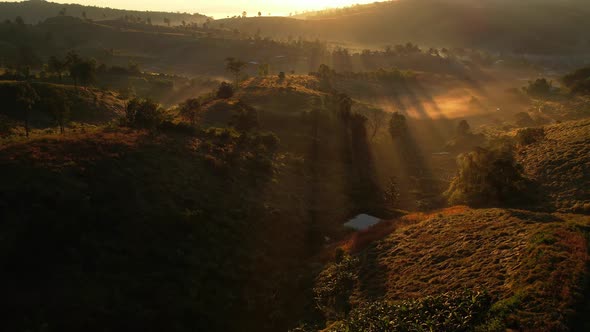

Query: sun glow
[{"left": 43, "top": 0, "right": 377, "bottom": 18}]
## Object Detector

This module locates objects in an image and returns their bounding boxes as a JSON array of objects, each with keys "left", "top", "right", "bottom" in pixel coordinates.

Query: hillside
[
  {"left": 0, "top": 0, "right": 209, "bottom": 25},
  {"left": 214, "top": 0, "right": 590, "bottom": 54},
  {"left": 317, "top": 207, "right": 590, "bottom": 331},
  {"left": 517, "top": 119, "right": 590, "bottom": 214},
  {"left": 0, "top": 81, "right": 125, "bottom": 136}
]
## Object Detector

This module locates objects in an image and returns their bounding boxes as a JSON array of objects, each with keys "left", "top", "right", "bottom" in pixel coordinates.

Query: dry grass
[
  {"left": 349, "top": 208, "right": 590, "bottom": 330},
  {"left": 517, "top": 118, "right": 590, "bottom": 213}
]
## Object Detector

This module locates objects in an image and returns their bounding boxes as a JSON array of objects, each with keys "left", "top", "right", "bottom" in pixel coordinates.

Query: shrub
[
  {"left": 314, "top": 254, "right": 359, "bottom": 319},
  {"left": 516, "top": 127, "right": 545, "bottom": 146},
  {"left": 563, "top": 67, "right": 590, "bottom": 95},
  {"left": 216, "top": 82, "right": 234, "bottom": 99},
  {"left": 329, "top": 290, "right": 491, "bottom": 332}
]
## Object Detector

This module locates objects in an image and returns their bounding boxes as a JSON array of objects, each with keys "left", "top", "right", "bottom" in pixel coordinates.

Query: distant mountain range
[
  {"left": 0, "top": 0, "right": 210, "bottom": 25},
  {"left": 214, "top": 0, "right": 590, "bottom": 54}
]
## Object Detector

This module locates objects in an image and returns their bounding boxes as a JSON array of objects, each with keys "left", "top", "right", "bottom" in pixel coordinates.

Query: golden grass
[{"left": 348, "top": 208, "right": 590, "bottom": 330}]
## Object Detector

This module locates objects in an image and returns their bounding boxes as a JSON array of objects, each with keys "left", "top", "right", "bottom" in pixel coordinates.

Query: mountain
[
  {"left": 0, "top": 0, "right": 210, "bottom": 25},
  {"left": 213, "top": 0, "right": 590, "bottom": 54}
]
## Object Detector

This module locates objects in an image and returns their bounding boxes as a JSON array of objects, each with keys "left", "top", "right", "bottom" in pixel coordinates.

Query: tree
[
  {"left": 258, "top": 63, "right": 269, "bottom": 77},
  {"left": 82, "top": 11, "right": 87, "bottom": 19},
  {"left": 242, "top": 11, "right": 247, "bottom": 18},
  {"left": 388, "top": 112, "right": 408, "bottom": 139},
  {"left": 225, "top": 57, "right": 246, "bottom": 88},
  {"left": 179, "top": 98, "right": 201, "bottom": 126},
  {"left": 366, "top": 109, "right": 387, "bottom": 141},
  {"left": 16, "top": 83, "right": 39, "bottom": 138},
  {"left": 258, "top": 11, "right": 262, "bottom": 17},
  {"left": 231, "top": 101, "right": 259, "bottom": 132},
  {"left": 47, "top": 90, "right": 70, "bottom": 134},
  {"left": 125, "top": 98, "right": 165, "bottom": 129},
  {"left": 337, "top": 93, "right": 353, "bottom": 122},
  {"left": 524, "top": 78, "right": 553, "bottom": 97},
  {"left": 69, "top": 59, "right": 97, "bottom": 86},
  {"left": 47, "top": 56, "right": 66, "bottom": 81},
  {"left": 163, "top": 17, "right": 171, "bottom": 26},
  {"left": 445, "top": 143, "right": 530, "bottom": 207},
  {"left": 456, "top": 119, "right": 471, "bottom": 137},
  {"left": 216, "top": 82, "right": 234, "bottom": 99}
]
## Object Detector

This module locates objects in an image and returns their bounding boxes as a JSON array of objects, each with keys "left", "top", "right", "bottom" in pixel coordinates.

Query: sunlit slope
[
  {"left": 215, "top": 0, "right": 590, "bottom": 53},
  {"left": 518, "top": 119, "right": 590, "bottom": 213},
  {"left": 340, "top": 207, "right": 590, "bottom": 331}
]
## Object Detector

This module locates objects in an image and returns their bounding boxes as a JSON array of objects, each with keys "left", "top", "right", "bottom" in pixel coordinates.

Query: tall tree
[
  {"left": 47, "top": 90, "right": 70, "bottom": 135},
  {"left": 48, "top": 56, "right": 66, "bottom": 81},
  {"left": 16, "top": 82, "right": 39, "bottom": 138},
  {"left": 179, "top": 98, "right": 201, "bottom": 126},
  {"left": 225, "top": 57, "right": 246, "bottom": 88},
  {"left": 388, "top": 112, "right": 407, "bottom": 139}
]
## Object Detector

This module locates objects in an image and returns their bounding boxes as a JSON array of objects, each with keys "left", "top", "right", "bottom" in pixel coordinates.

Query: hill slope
[
  {"left": 518, "top": 119, "right": 590, "bottom": 213},
  {"left": 326, "top": 207, "right": 590, "bottom": 331}
]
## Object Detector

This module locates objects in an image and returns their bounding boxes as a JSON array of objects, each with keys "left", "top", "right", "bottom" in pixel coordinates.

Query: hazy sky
[{"left": 38, "top": 0, "right": 377, "bottom": 18}]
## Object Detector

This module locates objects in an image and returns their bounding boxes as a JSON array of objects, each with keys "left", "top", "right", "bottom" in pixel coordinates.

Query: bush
[
  {"left": 329, "top": 290, "right": 491, "bottom": 332},
  {"left": 516, "top": 127, "right": 545, "bottom": 146},
  {"left": 216, "top": 82, "right": 234, "bottom": 99},
  {"left": 563, "top": 67, "right": 590, "bottom": 95},
  {"left": 314, "top": 254, "right": 359, "bottom": 319},
  {"left": 124, "top": 97, "right": 166, "bottom": 129},
  {"left": 523, "top": 78, "right": 553, "bottom": 98},
  {"left": 445, "top": 143, "right": 531, "bottom": 207}
]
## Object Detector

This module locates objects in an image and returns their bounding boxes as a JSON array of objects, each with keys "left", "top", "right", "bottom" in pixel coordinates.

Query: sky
[{"left": 38, "top": 0, "right": 378, "bottom": 18}]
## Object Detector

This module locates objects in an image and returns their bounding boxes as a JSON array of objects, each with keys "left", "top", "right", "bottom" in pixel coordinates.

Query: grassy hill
[
  {"left": 0, "top": 81, "right": 125, "bottom": 136},
  {"left": 517, "top": 119, "right": 590, "bottom": 213},
  {"left": 0, "top": 0, "right": 209, "bottom": 25},
  {"left": 316, "top": 207, "right": 590, "bottom": 331}
]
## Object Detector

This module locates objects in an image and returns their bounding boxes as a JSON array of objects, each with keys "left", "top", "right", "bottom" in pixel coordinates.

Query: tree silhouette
[
  {"left": 388, "top": 112, "right": 407, "bottom": 139},
  {"left": 47, "top": 89, "right": 70, "bottom": 134},
  {"left": 163, "top": 17, "right": 170, "bottom": 26},
  {"left": 16, "top": 82, "right": 39, "bottom": 138},
  {"left": 225, "top": 57, "right": 246, "bottom": 88},
  {"left": 456, "top": 119, "right": 471, "bottom": 137},
  {"left": 179, "top": 98, "right": 201, "bottom": 126},
  {"left": 48, "top": 56, "right": 66, "bottom": 81}
]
